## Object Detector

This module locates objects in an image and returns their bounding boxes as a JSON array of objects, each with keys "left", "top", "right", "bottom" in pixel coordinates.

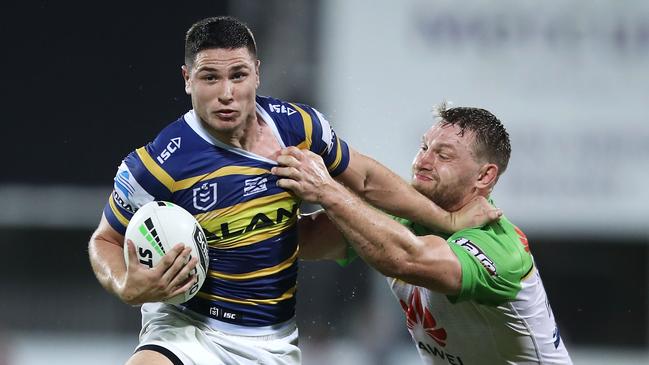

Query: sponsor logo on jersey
[
  {"left": 514, "top": 226, "right": 531, "bottom": 252},
  {"left": 115, "top": 170, "right": 135, "bottom": 198},
  {"left": 268, "top": 103, "right": 296, "bottom": 116},
  {"left": 400, "top": 288, "right": 466, "bottom": 364},
  {"left": 209, "top": 306, "right": 243, "bottom": 323},
  {"left": 401, "top": 288, "right": 447, "bottom": 347},
  {"left": 156, "top": 137, "right": 182, "bottom": 164},
  {"left": 416, "top": 341, "right": 465, "bottom": 365},
  {"left": 204, "top": 203, "right": 298, "bottom": 242},
  {"left": 243, "top": 177, "right": 268, "bottom": 197},
  {"left": 113, "top": 190, "right": 135, "bottom": 213},
  {"left": 193, "top": 182, "right": 218, "bottom": 211},
  {"left": 453, "top": 237, "right": 497, "bottom": 276}
]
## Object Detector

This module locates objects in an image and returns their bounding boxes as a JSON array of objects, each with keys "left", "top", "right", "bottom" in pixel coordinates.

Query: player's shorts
[{"left": 136, "top": 303, "right": 301, "bottom": 365}]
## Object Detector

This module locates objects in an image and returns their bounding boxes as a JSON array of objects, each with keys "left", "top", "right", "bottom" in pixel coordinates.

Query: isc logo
[
  {"left": 454, "top": 238, "right": 498, "bottom": 276},
  {"left": 268, "top": 103, "right": 296, "bottom": 116},
  {"left": 156, "top": 137, "right": 181, "bottom": 164}
]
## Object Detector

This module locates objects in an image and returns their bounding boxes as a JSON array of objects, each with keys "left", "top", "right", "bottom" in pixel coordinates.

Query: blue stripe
[
  {"left": 183, "top": 295, "right": 296, "bottom": 327},
  {"left": 208, "top": 227, "right": 298, "bottom": 274},
  {"left": 203, "top": 262, "right": 297, "bottom": 300}
]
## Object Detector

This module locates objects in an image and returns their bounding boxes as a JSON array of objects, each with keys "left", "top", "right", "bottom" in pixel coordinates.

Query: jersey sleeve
[
  {"left": 446, "top": 229, "right": 524, "bottom": 305},
  {"left": 103, "top": 146, "right": 173, "bottom": 235},
  {"left": 293, "top": 104, "right": 350, "bottom": 176}
]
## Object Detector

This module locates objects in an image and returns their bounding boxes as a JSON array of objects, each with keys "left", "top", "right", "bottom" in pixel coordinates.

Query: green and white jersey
[{"left": 390, "top": 214, "right": 572, "bottom": 365}]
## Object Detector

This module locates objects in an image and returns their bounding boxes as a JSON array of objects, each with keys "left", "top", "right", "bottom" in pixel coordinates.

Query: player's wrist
[{"left": 319, "top": 180, "right": 352, "bottom": 210}]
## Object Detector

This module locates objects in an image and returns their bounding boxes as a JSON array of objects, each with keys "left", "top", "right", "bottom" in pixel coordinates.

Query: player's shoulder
[
  {"left": 145, "top": 112, "right": 201, "bottom": 159},
  {"left": 449, "top": 215, "right": 532, "bottom": 277},
  {"left": 119, "top": 111, "right": 210, "bottom": 189},
  {"left": 257, "top": 95, "right": 326, "bottom": 128}
]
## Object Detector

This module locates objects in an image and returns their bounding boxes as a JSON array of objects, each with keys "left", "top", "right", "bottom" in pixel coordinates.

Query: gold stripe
[
  {"left": 196, "top": 192, "right": 293, "bottom": 225},
  {"left": 210, "top": 214, "right": 297, "bottom": 250},
  {"left": 521, "top": 264, "right": 536, "bottom": 281},
  {"left": 195, "top": 285, "right": 296, "bottom": 306},
  {"left": 289, "top": 103, "right": 312, "bottom": 150},
  {"left": 136, "top": 147, "right": 176, "bottom": 191},
  {"left": 327, "top": 136, "right": 343, "bottom": 171},
  {"left": 108, "top": 195, "right": 129, "bottom": 227},
  {"left": 209, "top": 246, "right": 299, "bottom": 280},
  {"left": 174, "top": 166, "right": 270, "bottom": 191}
]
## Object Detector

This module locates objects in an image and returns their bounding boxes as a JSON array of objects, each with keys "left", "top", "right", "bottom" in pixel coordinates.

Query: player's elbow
[{"left": 373, "top": 252, "right": 418, "bottom": 279}]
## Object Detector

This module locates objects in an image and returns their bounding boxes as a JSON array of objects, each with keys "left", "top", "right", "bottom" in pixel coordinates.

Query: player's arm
[
  {"left": 317, "top": 146, "right": 499, "bottom": 233},
  {"left": 88, "top": 212, "right": 198, "bottom": 305},
  {"left": 297, "top": 210, "right": 348, "bottom": 260},
  {"left": 274, "top": 149, "right": 461, "bottom": 292}
]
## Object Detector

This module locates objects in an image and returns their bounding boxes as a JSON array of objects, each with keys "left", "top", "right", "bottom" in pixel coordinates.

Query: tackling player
[
  {"left": 88, "top": 17, "right": 498, "bottom": 365},
  {"left": 274, "top": 105, "right": 573, "bottom": 364}
]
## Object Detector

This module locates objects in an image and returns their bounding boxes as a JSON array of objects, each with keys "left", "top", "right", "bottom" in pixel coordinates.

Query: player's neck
[{"left": 217, "top": 113, "right": 281, "bottom": 159}]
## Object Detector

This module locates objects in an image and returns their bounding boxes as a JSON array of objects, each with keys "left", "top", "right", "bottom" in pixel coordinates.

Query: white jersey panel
[
  {"left": 389, "top": 273, "right": 572, "bottom": 365},
  {"left": 113, "top": 161, "right": 155, "bottom": 212}
]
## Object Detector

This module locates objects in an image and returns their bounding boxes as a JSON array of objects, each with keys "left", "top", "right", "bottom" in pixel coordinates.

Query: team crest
[{"left": 193, "top": 182, "right": 218, "bottom": 211}]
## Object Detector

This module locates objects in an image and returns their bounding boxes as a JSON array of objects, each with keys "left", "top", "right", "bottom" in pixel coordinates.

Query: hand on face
[{"left": 272, "top": 147, "right": 334, "bottom": 203}]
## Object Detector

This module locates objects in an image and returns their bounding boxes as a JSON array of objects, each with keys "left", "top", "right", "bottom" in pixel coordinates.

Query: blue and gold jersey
[{"left": 104, "top": 95, "right": 350, "bottom": 327}]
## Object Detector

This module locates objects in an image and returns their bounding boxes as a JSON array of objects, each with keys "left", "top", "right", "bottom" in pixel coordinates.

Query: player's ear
[
  {"left": 182, "top": 65, "right": 191, "bottom": 95},
  {"left": 476, "top": 163, "right": 498, "bottom": 189},
  {"left": 255, "top": 59, "right": 261, "bottom": 88}
]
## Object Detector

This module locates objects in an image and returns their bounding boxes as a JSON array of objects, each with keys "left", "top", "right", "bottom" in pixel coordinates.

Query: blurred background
[{"left": 1, "top": 0, "right": 648, "bottom": 364}]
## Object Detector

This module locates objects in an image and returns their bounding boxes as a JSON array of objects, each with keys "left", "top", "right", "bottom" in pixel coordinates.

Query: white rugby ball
[{"left": 124, "top": 201, "right": 209, "bottom": 304}]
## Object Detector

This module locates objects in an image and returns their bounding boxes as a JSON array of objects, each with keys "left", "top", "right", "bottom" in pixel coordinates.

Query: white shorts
[{"left": 136, "top": 303, "right": 301, "bottom": 365}]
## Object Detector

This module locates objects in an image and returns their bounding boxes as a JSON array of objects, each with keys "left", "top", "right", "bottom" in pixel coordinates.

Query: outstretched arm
[
  {"left": 323, "top": 147, "right": 499, "bottom": 233},
  {"left": 273, "top": 149, "right": 462, "bottom": 293}
]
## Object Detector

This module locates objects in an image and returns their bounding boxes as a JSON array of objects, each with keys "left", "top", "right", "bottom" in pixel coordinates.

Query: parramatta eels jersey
[
  {"left": 104, "top": 95, "right": 350, "bottom": 327},
  {"left": 390, "top": 213, "right": 572, "bottom": 364}
]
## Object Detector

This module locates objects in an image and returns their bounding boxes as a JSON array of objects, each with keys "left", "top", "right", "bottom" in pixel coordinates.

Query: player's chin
[{"left": 412, "top": 181, "right": 436, "bottom": 200}]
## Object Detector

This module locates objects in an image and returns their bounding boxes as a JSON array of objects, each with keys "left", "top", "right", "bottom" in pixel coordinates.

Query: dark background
[{"left": 0, "top": 1, "right": 647, "bottom": 364}]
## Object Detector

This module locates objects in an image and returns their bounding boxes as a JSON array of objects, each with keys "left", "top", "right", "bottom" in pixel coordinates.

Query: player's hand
[
  {"left": 119, "top": 240, "right": 198, "bottom": 305},
  {"left": 272, "top": 147, "right": 335, "bottom": 203},
  {"left": 449, "top": 196, "right": 502, "bottom": 231}
]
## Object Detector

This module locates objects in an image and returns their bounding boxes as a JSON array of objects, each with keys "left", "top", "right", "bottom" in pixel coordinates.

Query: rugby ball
[{"left": 124, "top": 201, "right": 209, "bottom": 304}]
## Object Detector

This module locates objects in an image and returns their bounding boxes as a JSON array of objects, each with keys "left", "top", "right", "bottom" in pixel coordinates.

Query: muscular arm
[
  {"left": 88, "top": 213, "right": 198, "bottom": 305},
  {"left": 333, "top": 147, "right": 499, "bottom": 233},
  {"left": 274, "top": 149, "right": 461, "bottom": 293}
]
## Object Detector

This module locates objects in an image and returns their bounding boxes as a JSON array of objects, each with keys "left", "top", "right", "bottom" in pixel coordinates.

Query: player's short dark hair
[
  {"left": 436, "top": 103, "right": 511, "bottom": 176},
  {"left": 184, "top": 16, "right": 257, "bottom": 67}
]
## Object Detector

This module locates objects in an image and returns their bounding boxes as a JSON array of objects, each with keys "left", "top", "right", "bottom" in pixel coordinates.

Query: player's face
[
  {"left": 411, "top": 123, "right": 483, "bottom": 211},
  {"left": 183, "top": 47, "right": 260, "bottom": 138}
]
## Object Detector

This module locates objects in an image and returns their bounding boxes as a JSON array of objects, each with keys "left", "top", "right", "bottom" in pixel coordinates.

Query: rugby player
[
  {"left": 88, "top": 17, "right": 498, "bottom": 365},
  {"left": 274, "top": 105, "right": 573, "bottom": 364}
]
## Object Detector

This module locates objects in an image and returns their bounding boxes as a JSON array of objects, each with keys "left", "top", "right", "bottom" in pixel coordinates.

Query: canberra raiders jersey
[
  {"left": 104, "top": 95, "right": 350, "bottom": 327},
  {"left": 390, "top": 214, "right": 572, "bottom": 365}
]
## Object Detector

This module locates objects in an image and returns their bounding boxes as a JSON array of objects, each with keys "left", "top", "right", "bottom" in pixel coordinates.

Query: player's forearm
[
  {"left": 88, "top": 236, "right": 126, "bottom": 297},
  {"left": 352, "top": 155, "right": 452, "bottom": 233},
  {"left": 318, "top": 181, "right": 423, "bottom": 277}
]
